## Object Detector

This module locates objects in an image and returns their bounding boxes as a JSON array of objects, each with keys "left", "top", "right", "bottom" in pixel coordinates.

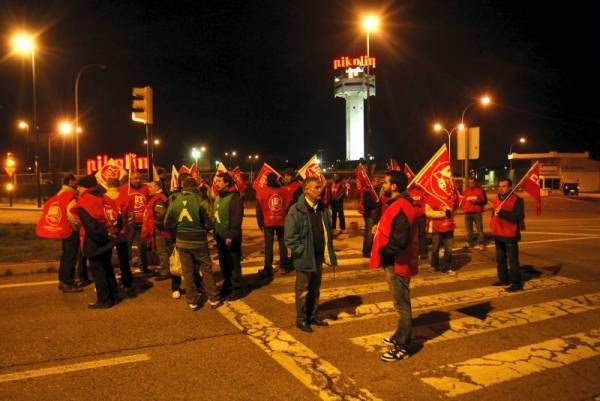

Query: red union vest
[
  {"left": 491, "top": 194, "right": 525, "bottom": 238},
  {"left": 128, "top": 185, "right": 149, "bottom": 225},
  {"left": 258, "top": 187, "right": 291, "bottom": 227},
  {"left": 462, "top": 186, "right": 486, "bottom": 214},
  {"left": 370, "top": 196, "right": 419, "bottom": 277},
  {"left": 71, "top": 189, "right": 119, "bottom": 249},
  {"left": 408, "top": 187, "right": 425, "bottom": 217},
  {"left": 426, "top": 196, "right": 455, "bottom": 233},
  {"left": 35, "top": 190, "right": 76, "bottom": 239},
  {"left": 142, "top": 192, "right": 168, "bottom": 242}
]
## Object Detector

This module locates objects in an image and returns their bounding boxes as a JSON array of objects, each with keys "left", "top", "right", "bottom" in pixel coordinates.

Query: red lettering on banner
[
  {"left": 333, "top": 55, "right": 376, "bottom": 70},
  {"left": 86, "top": 153, "right": 149, "bottom": 174}
]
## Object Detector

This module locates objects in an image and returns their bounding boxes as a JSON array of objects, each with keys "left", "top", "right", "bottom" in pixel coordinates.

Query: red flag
[
  {"left": 355, "top": 163, "right": 377, "bottom": 199},
  {"left": 411, "top": 145, "right": 457, "bottom": 209},
  {"left": 178, "top": 165, "right": 191, "bottom": 175},
  {"left": 170, "top": 165, "right": 179, "bottom": 192},
  {"left": 253, "top": 163, "right": 283, "bottom": 192},
  {"left": 386, "top": 159, "right": 401, "bottom": 171},
  {"left": 95, "top": 158, "right": 126, "bottom": 190},
  {"left": 231, "top": 166, "right": 247, "bottom": 194},
  {"left": 518, "top": 161, "right": 542, "bottom": 215},
  {"left": 298, "top": 155, "right": 325, "bottom": 185},
  {"left": 404, "top": 162, "right": 416, "bottom": 183},
  {"left": 189, "top": 163, "right": 199, "bottom": 182}
]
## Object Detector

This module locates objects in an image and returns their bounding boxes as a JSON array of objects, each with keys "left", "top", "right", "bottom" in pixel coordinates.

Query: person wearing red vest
[
  {"left": 283, "top": 168, "right": 303, "bottom": 207},
  {"left": 256, "top": 173, "right": 293, "bottom": 278},
  {"left": 71, "top": 175, "right": 120, "bottom": 309},
  {"left": 426, "top": 195, "right": 456, "bottom": 274},
  {"left": 56, "top": 173, "right": 84, "bottom": 293},
  {"left": 105, "top": 178, "right": 135, "bottom": 297},
  {"left": 370, "top": 171, "right": 418, "bottom": 362},
  {"left": 491, "top": 178, "right": 525, "bottom": 292},
  {"left": 143, "top": 181, "right": 172, "bottom": 281},
  {"left": 127, "top": 172, "right": 150, "bottom": 274},
  {"left": 462, "top": 178, "right": 488, "bottom": 249},
  {"left": 359, "top": 182, "right": 378, "bottom": 257},
  {"left": 408, "top": 185, "right": 428, "bottom": 260},
  {"left": 330, "top": 174, "right": 347, "bottom": 233}
]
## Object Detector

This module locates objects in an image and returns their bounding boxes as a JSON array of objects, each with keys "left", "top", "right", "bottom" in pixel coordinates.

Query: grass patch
[{"left": 0, "top": 223, "right": 61, "bottom": 263}]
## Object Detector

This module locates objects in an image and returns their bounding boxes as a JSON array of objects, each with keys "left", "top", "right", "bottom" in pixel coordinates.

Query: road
[{"left": 1, "top": 195, "right": 599, "bottom": 401}]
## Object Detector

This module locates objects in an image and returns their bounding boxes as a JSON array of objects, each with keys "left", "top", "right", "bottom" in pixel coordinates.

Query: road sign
[{"left": 457, "top": 127, "right": 480, "bottom": 160}]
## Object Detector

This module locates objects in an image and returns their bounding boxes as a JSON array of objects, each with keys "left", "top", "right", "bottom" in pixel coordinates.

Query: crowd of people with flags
[{"left": 34, "top": 145, "right": 542, "bottom": 361}]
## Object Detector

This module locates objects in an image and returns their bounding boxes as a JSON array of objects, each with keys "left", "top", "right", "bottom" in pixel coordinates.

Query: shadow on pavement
[{"left": 319, "top": 295, "right": 363, "bottom": 319}]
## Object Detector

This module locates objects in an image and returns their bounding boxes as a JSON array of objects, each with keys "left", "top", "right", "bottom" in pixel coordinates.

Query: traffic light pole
[{"left": 146, "top": 123, "right": 153, "bottom": 181}]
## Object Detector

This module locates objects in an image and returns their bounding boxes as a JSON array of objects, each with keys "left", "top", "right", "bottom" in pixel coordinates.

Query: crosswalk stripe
[
  {"left": 327, "top": 276, "right": 578, "bottom": 325},
  {"left": 273, "top": 268, "right": 498, "bottom": 304},
  {"left": 0, "top": 280, "right": 58, "bottom": 289},
  {"left": 216, "top": 300, "right": 382, "bottom": 401},
  {"left": 350, "top": 292, "right": 600, "bottom": 353},
  {"left": 0, "top": 354, "right": 150, "bottom": 383},
  {"left": 241, "top": 256, "right": 368, "bottom": 276},
  {"left": 415, "top": 328, "right": 600, "bottom": 397}
]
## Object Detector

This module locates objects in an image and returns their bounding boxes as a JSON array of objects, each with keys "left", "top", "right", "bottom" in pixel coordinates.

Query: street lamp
[
  {"left": 75, "top": 64, "right": 106, "bottom": 177},
  {"left": 361, "top": 14, "right": 379, "bottom": 159},
  {"left": 11, "top": 31, "right": 41, "bottom": 207},
  {"left": 191, "top": 147, "right": 201, "bottom": 165},
  {"left": 49, "top": 120, "right": 74, "bottom": 175},
  {"left": 433, "top": 122, "right": 464, "bottom": 162},
  {"left": 248, "top": 154, "right": 259, "bottom": 182},
  {"left": 459, "top": 94, "right": 492, "bottom": 183},
  {"left": 144, "top": 138, "right": 160, "bottom": 146},
  {"left": 225, "top": 150, "right": 237, "bottom": 168},
  {"left": 509, "top": 137, "right": 527, "bottom": 170}
]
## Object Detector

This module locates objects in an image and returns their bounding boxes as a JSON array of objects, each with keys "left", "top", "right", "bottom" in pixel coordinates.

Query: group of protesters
[{"left": 39, "top": 153, "right": 528, "bottom": 362}]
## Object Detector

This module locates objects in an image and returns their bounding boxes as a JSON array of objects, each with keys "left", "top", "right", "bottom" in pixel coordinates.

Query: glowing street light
[
  {"left": 361, "top": 14, "right": 380, "bottom": 159},
  {"left": 11, "top": 31, "right": 41, "bottom": 207},
  {"left": 191, "top": 147, "right": 201, "bottom": 165},
  {"left": 18, "top": 121, "right": 30, "bottom": 130},
  {"left": 58, "top": 120, "right": 74, "bottom": 135},
  {"left": 144, "top": 138, "right": 160, "bottom": 145},
  {"left": 433, "top": 122, "right": 464, "bottom": 162},
  {"left": 509, "top": 136, "right": 527, "bottom": 170}
]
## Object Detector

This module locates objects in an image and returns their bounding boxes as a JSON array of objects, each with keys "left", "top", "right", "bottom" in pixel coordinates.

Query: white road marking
[
  {"left": 217, "top": 300, "right": 382, "bottom": 400},
  {"left": 0, "top": 354, "right": 150, "bottom": 383},
  {"left": 416, "top": 328, "right": 600, "bottom": 397},
  {"left": 0, "top": 280, "right": 58, "bottom": 289}
]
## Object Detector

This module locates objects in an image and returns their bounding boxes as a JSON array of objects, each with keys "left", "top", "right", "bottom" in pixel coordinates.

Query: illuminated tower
[{"left": 333, "top": 55, "right": 376, "bottom": 161}]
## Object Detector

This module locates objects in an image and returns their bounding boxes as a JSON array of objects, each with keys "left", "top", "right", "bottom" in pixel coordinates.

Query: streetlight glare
[
  {"left": 480, "top": 95, "right": 491, "bottom": 106},
  {"left": 191, "top": 148, "right": 201, "bottom": 159},
  {"left": 433, "top": 123, "right": 443, "bottom": 132},
  {"left": 519, "top": 137, "right": 527, "bottom": 144},
  {"left": 232, "top": 151, "right": 237, "bottom": 156},
  {"left": 200, "top": 146, "right": 206, "bottom": 152},
  {"left": 11, "top": 32, "right": 35, "bottom": 54},
  {"left": 458, "top": 123, "right": 465, "bottom": 131},
  {"left": 58, "top": 121, "right": 74, "bottom": 135},
  {"left": 362, "top": 15, "right": 379, "bottom": 32},
  {"left": 18, "top": 121, "right": 29, "bottom": 130}
]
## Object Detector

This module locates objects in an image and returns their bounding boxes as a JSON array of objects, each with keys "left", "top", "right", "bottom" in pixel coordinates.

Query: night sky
[{"left": 1, "top": 0, "right": 599, "bottom": 174}]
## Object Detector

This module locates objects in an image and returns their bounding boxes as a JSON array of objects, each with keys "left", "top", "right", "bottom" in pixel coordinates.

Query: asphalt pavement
[{"left": 1, "top": 194, "right": 599, "bottom": 401}]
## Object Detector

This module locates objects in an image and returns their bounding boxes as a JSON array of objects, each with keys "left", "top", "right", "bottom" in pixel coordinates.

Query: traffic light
[
  {"left": 4, "top": 152, "right": 16, "bottom": 177},
  {"left": 131, "top": 86, "right": 153, "bottom": 125}
]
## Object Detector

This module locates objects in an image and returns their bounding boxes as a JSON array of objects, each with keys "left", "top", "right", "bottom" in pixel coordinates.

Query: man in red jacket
[
  {"left": 370, "top": 171, "right": 418, "bottom": 362},
  {"left": 462, "top": 178, "right": 488, "bottom": 249},
  {"left": 127, "top": 172, "right": 150, "bottom": 274},
  {"left": 491, "top": 178, "right": 525, "bottom": 292},
  {"left": 256, "top": 173, "right": 293, "bottom": 278}
]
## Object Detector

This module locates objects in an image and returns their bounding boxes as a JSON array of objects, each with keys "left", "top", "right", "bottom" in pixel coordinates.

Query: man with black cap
[{"left": 71, "top": 175, "right": 120, "bottom": 309}]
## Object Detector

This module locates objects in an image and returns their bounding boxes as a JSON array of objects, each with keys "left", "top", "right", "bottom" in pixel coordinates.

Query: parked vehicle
[{"left": 562, "top": 182, "right": 580, "bottom": 196}]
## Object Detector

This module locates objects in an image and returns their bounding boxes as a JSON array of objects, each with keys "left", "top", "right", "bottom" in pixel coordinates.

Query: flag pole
[
  {"left": 497, "top": 161, "right": 540, "bottom": 209},
  {"left": 407, "top": 144, "right": 448, "bottom": 189}
]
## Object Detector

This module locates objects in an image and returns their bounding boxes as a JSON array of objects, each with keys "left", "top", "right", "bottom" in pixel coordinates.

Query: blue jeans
[
  {"left": 384, "top": 267, "right": 412, "bottom": 346},
  {"left": 431, "top": 231, "right": 453, "bottom": 270},
  {"left": 465, "top": 213, "right": 484, "bottom": 246}
]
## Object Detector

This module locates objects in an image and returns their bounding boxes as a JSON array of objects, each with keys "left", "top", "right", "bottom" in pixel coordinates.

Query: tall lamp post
[
  {"left": 191, "top": 147, "right": 201, "bottom": 166},
  {"left": 11, "top": 32, "right": 41, "bottom": 207},
  {"left": 49, "top": 121, "right": 74, "bottom": 178},
  {"left": 433, "top": 122, "right": 464, "bottom": 166},
  {"left": 75, "top": 64, "right": 106, "bottom": 177},
  {"left": 509, "top": 137, "right": 527, "bottom": 170},
  {"left": 459, "top": 95, "right": 492, "bottom": 182},
  {"left": 248, "top": 154, "right": 259, "bottom": 183},
  {"left": 362, "top": 15, "right": 379, "bottom": 159}
]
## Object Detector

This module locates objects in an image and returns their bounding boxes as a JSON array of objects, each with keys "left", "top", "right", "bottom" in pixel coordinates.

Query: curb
[{"left": 0, "top": 261, "right": 59, "bottom": 277}]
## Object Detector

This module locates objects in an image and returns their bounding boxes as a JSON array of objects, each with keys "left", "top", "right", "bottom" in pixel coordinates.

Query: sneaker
[
  {"left": 187, "top": 295, "right": 204, "bottom": 310},
  {"left": 188, "top": 302, "right": 200, "bottom": 310},
  {"left": 171, "top": 290, "right": 181, "bottom": 299},
  {"left": 383, "top": 336, "right": 397, "bottom": 346},
  {"left": 208, "top": 298, "right": 224, "bottom": 309},
  {"left": 380, "top": 345, "right": 410, "bottom": 362}
]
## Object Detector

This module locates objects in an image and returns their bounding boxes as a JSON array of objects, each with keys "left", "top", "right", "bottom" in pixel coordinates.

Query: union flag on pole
[
  {"left": 253, "top": 163, "right": 283, "bottom": 192},
  {"left": 95, "top": 158, "right": 126, "bottom": 189},
  {"left": 404, "top": 162, "right": 416, "bottom": 183},
  {"left": 355, "top": 163, "right": 377, "bottom": 199},
  {"left": 189, "top": 163, "right": 199, "bottom": 182},
  {"left": 298, "top": 155, "right": 325, "bottom": 185},
  {"left": 170, "top": 165, "right": 179, "bottom": 192},
  {"left": 231, "top": 166, "right": 247, "bottom": 194},
  {"left": 410, "top": 145, "right": 457, "bottom": 209},
  {"left": 518, "top": 161, "right": 542, "bottom": 215},
  {"left": 178, "top": 165, "right": 191, "bottom": 175},
  {"left": 386, "top": 159, "right": 401, "bottom": 171}
]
